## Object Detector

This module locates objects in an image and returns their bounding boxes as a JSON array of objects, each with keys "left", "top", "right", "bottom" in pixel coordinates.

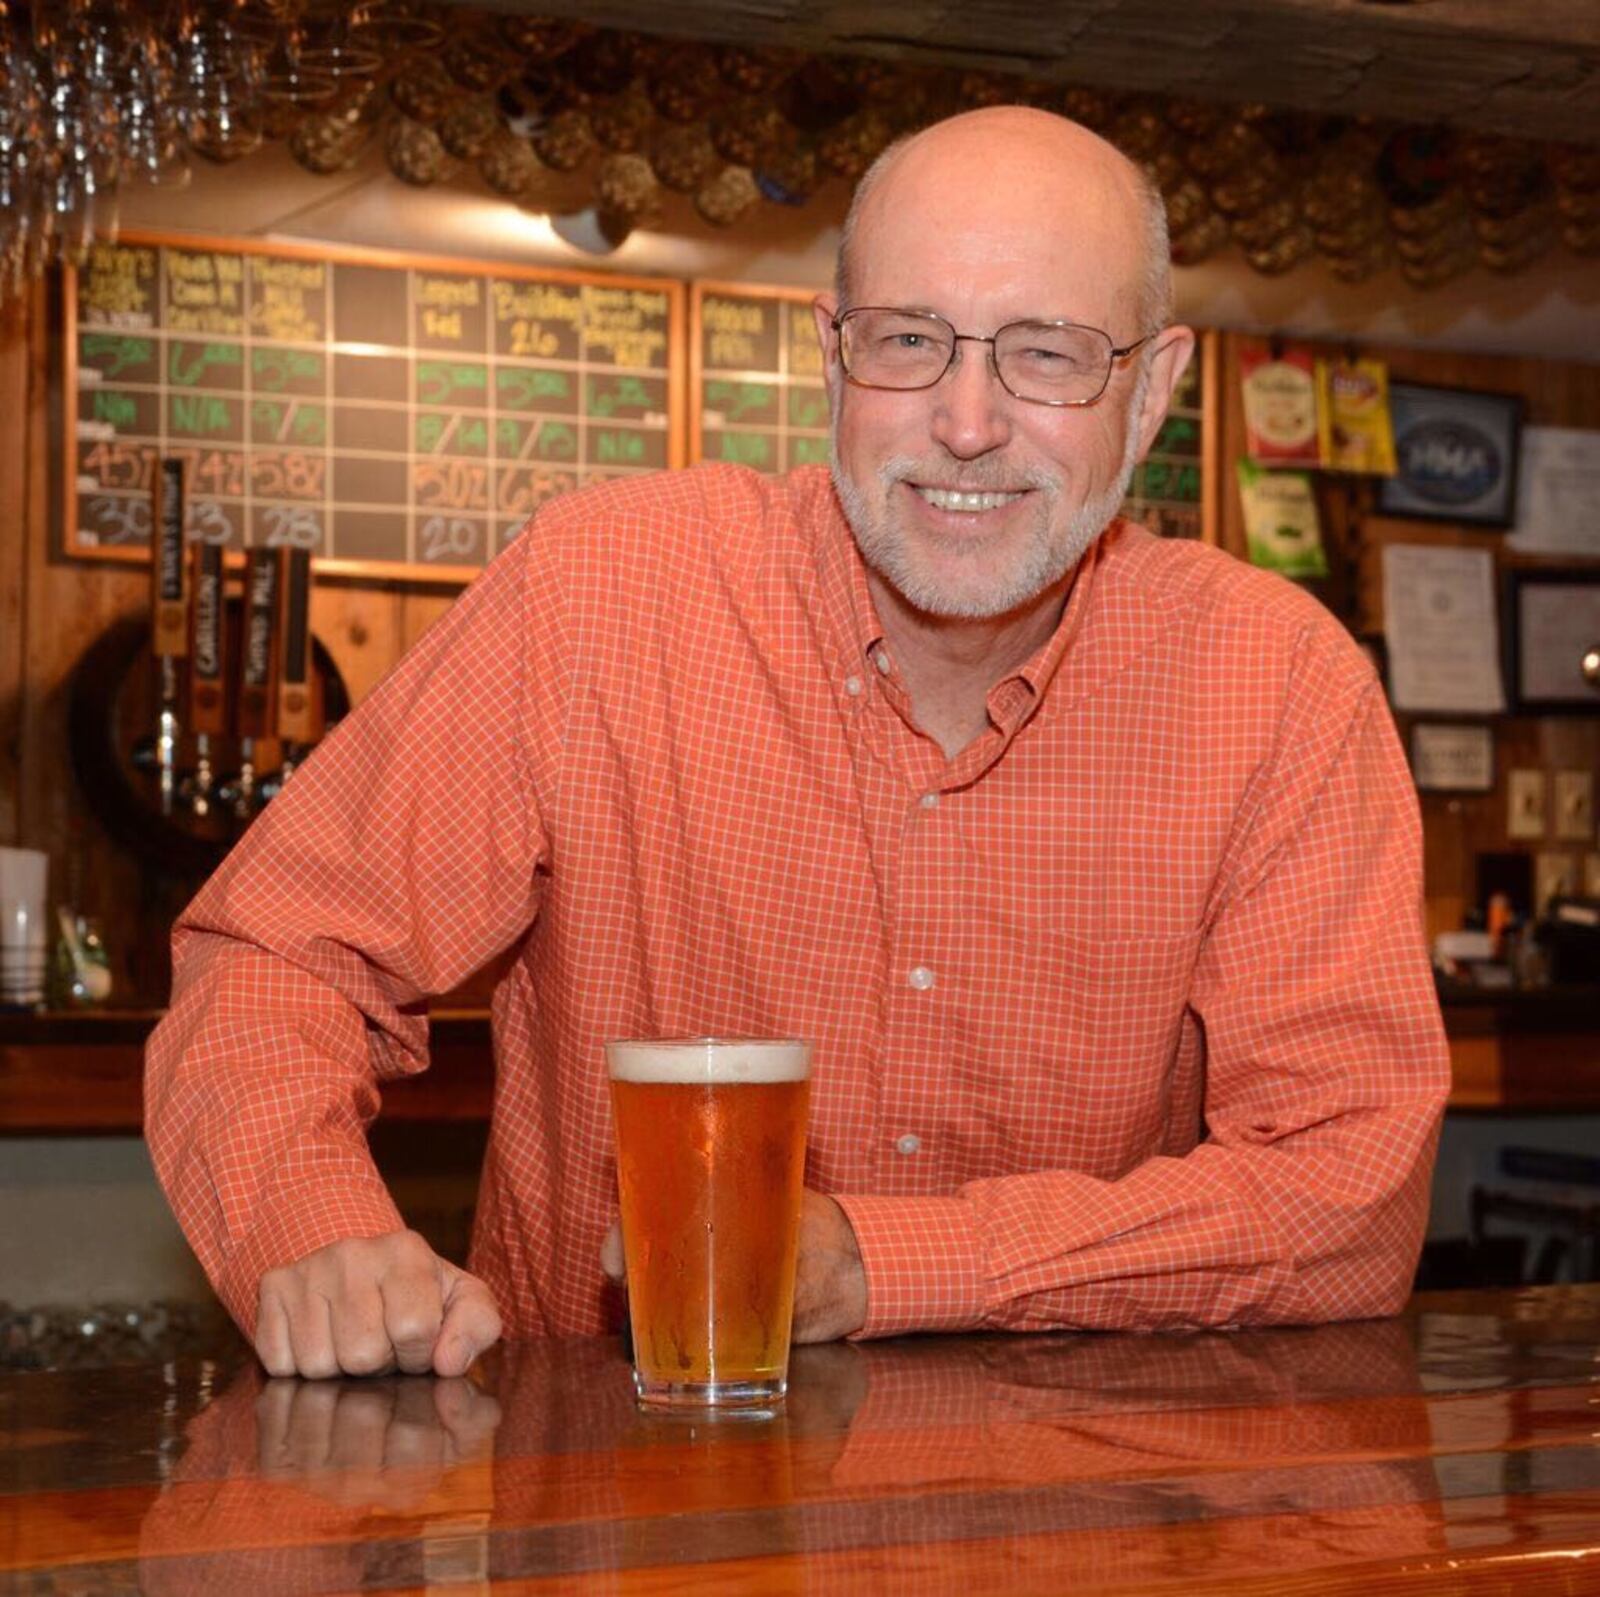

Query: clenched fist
[{"left": 255, "top": 1230, "right": 502, "bottom": 1379}]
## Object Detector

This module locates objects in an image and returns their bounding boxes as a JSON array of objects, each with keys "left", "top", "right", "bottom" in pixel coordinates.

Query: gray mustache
[{"left": 877, "top": 455, "right": 1063, "bottom": 494}]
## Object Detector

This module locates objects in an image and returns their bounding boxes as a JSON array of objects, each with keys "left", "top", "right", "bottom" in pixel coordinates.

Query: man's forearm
[
  {"left": 147, "top": 533, "right": 553, "bottom": 1336},
  {"left": 835, "top": 1095, "right": 1442, "bottom": 1339},
  {"left": 146, "top": 934, "right": 409, "bottom": 1333}
]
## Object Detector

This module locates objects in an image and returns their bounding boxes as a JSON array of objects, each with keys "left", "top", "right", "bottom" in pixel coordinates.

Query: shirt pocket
[{"left": 951, "top": 928, "right": 1203, "bottom": 1180}]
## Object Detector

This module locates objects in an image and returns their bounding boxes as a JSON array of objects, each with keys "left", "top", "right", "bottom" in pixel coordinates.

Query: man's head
[{"left": 814, "top": 107, "right": 1195, "bottom": 621}]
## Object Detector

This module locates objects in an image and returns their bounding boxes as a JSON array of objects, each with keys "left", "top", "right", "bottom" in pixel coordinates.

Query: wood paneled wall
[
  {"left": 1217, "top": 338, "right": 1600, "bottom": 944},
  {"left": 5, "top": 276, "right": 1599, "bottom": 1001}
]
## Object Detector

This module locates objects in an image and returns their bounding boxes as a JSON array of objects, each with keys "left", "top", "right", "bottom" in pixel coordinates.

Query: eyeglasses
[{"left": 831, "top": 307, "right": 1156, "bottom": 407}]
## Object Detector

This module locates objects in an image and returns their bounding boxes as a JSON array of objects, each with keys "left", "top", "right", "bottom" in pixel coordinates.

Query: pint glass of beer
[{"left": 607, "top": 1036, "right": 812, "bottom": 1410}]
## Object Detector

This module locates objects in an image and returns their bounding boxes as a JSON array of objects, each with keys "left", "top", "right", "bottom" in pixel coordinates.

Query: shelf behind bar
[
  {"left": 3, "top": 998, "right": 1600, "bottom": 1131},
  {"left": 0, "top": 1008, "right": 493, "bottom": 1132}
]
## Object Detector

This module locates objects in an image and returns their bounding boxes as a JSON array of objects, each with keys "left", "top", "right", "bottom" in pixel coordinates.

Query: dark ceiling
[{"left": 441, "top": 0, "right": 1600, "bottom": 147}]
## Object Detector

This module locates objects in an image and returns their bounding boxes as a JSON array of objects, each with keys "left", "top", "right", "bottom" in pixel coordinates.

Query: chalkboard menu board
[
  {"left": 1122, "top": 330, "right": 1215, "bottom": 541},
  {"left": 690, "top": 283, "right": 830, "bottom": 476},
  {"left": 66, "top": 234, "right": 686, "bottom": 579}
]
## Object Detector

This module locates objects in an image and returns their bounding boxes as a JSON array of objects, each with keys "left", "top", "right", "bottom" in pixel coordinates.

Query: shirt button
[
  {"left": 874, "top": 649, "right": 892, "bottom": 675},
  {"left": 908, "top": 965, "right": 935, "bottom": 991},
  {"left": 844, "top": 675, "right": 862, "bottom": 697},
  {"left": 896, "top": 1133, "right": 921, "bottom": 1155},
  {"left": 919, "top": 791, "right": 940, "bottom": 810}
]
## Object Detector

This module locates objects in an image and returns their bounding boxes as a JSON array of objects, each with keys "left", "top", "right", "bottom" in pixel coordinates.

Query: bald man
[{"left": 148, "top": 109, "right": 1450, "bottom": 1379}]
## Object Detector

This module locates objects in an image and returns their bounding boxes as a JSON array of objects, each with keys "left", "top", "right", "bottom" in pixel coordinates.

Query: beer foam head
[{"left": 606, "top": 1037, "right": 811, "bottom": 1084}]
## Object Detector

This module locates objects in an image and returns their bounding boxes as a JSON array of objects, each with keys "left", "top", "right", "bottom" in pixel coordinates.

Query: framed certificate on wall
[{"left": 1506, "top": 569, "right": 1600, "bottom": 714}]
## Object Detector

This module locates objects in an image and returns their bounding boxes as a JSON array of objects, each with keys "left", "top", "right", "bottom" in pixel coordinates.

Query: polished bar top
[{"left": 3, "top": 1285, "right": 1599, "bottom": 1594}]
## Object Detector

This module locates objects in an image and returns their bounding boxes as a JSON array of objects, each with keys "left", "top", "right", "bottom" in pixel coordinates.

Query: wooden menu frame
[
  {"left": 63, "top": 230, "right": 688, "bottom": 585},
  {"left": 1199, "top": 327, "right": 1222, "bottom": 547}
]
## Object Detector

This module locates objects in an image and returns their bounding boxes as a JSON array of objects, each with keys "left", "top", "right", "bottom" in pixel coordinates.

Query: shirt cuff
[
  {"left": 214, "top": 1181, "right": 408, "bottom": 1337},
  {"left": 833, "top": 1193, "right": 988, "bottom": 1339}
]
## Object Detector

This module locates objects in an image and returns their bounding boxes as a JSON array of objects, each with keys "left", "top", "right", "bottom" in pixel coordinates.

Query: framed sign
[
  {"left": 1506, "top": 568, "right": 1600, "bottom": 714},
  {"left": 1409, "top": 722, "right": 1495, "bottom": 793},
  {"left": 1376, "top": 382, "right": 1523, "bottom": 528}
]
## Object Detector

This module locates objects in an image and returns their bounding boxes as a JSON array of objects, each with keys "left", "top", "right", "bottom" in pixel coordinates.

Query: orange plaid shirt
[{"left": 146, "top": 464, "right": 1449, "bottom": 1343}]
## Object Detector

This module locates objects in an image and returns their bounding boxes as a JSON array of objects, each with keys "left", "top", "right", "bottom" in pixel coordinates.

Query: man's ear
[
  {"left": 813, "top": 295, "right": 845, "bottom": 398},
  {"left": 1132, "top": 325, "right": 1197, "bottom": 463}
]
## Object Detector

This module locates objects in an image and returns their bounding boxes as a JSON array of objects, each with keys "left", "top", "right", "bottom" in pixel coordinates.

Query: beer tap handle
[
  {"left": 185, "top": 538, "right": 227, "bottom": 816},
  {"left": 232, "top": 546, "right": 281, "bottom": 815},
  {"left": 275, "top": 547, "right": 315, "bottom": 780},
  {"left": 152, "top": 458, "right": 189, "bottom": 665},
  {"left": 150, "top": 458, "right": 189, "bottom": 817}
]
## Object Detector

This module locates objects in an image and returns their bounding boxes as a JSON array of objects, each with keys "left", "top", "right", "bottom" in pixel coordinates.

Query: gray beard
[{"left": 830, "top": 369, "right": 1151, "bottom": 621}]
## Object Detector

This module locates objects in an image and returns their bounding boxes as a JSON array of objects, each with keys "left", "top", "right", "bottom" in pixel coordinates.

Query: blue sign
[{"left": 1396, "top": 419, "right": 1502, "bottom": 508}]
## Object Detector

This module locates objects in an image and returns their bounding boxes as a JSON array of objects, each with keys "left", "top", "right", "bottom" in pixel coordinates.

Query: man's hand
[
  {"left": 792, "top": 1190, "right": 867, "bottom": 1342},
  {"left": 255, "top": 1374, "right": 503, "bottom": 1512},
  {"left": 255, "top": 1230, "right": 502, "bottom": 1380},
  {"left": 599, "top": 1189, "right": 867, "bottom": 1344}
]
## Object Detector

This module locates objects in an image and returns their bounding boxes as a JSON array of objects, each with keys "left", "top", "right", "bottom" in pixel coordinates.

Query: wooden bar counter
[{"left": 3, "top": 1283, "right": 1599, "bottom": 1593}]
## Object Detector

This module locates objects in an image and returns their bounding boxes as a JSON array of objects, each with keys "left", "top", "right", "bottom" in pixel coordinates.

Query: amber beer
[{"left": 607, "top": 1037, "right": 812, "bottom": 1409}]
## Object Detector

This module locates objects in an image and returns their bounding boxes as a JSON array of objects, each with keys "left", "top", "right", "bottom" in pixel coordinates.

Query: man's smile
[{"left": 910, "top": 484, "right": 1029, "bottom": 513}]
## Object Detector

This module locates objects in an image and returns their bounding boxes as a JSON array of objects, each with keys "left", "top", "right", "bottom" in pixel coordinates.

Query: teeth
[{"left": 915, "top": 486, "right": 1022, "bottom": 513}]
